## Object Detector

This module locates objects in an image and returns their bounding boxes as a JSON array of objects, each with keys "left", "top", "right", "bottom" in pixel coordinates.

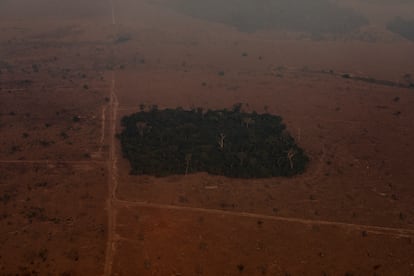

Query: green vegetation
[
  {"left": 0, "top": 60, "right": 12, "bottom": 72},
  {"left": 115, "top": 34, "right": 132, "bottom": 43},
  {"left": 119, "top": 105, "right": 308, "bottom": 178},
  {"left": 60, "top": 131, "right": 69, "bottom": 139},
  {"left": 0, "top": 193, "right": 12, "bottom": 204},
  {"left": 387, "top": 17, "right": 414, "bottom": 41},
  {"left": 32, "top": 64, "right": 39, "bottom": 73}
]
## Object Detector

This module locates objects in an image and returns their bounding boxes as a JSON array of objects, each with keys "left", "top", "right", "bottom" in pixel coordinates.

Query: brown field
[{"left": 1, "top": 0, "right": 414, "bottom": 275}]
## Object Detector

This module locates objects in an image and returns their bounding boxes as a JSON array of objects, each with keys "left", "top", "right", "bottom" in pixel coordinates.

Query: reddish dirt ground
[
  {"left": 1, "top": 0, "right": 414, "bottom": 275},
  {"left": 0, "top": 163, "right": 107, "bottom": 275}
]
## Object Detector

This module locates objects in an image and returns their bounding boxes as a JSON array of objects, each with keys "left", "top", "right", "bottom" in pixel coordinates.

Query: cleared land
[{"left": 1, "top": 0, "right": 414, "bottom": 275}]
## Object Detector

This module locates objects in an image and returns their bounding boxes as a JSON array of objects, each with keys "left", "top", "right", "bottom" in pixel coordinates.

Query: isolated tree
[
  {"left": 242, "top": 117, "right": 254, "bottom": 128},
  {"left": 217, "top": 133, "right": 226, "bottom": 150},
  {"left": 136, "top": 121, "right": 148, "bottom": 137},
  {"left": 185, "top": 153, "right": 192, "bottom": 175},
  {"left": 237, "top": 151, "right": 247, "bottom": 166},
  {"left": 287, "top": 148, "right": 297, "bottom": 169}
]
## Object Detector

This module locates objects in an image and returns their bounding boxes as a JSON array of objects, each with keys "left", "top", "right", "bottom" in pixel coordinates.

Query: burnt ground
[{"left": 1, "top": 0, "right": 414, "bottom": 275}]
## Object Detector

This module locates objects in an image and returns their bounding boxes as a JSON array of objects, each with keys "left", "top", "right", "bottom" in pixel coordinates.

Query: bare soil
[{"left": 1, "top": 0, "right": 414, "bottom": 275}]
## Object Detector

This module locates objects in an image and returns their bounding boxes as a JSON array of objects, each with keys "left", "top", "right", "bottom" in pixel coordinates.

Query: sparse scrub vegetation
[
  {"left": 22, "top": 206, "right": 47, "bottom": 222},
  {"left": 0, "top": 193, "right": 13, "bottom": 204},
  {"left": 60, "top": 131, "right": 69, "bottom": 139},
  {"left": 39, "top": 140, "right": 55, "bottom": 147},
  {"left": 65, "top": 249, "right": 79, "bottom": 262},
  {"left": 115, "top": 34, "right": 132, "bottom": 43},
  {"left": 38, "top": 248, "right": 48, "bottom": 262}
]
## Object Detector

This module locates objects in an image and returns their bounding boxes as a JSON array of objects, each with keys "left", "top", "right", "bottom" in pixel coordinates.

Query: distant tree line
[
  {"left": 171, "top": 0, "right": 368, "bottom": 34},
  {"left": 387, "top": 17, "right": 414, "bottom": 41},
  {"left": 119, "top": 104, "right": 308, "bottom": 178}
]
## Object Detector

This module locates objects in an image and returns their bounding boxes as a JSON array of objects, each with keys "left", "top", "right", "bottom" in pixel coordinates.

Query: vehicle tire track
[
  {"left": 0, "top": 160, "right": 104, "bottom": 164},
  {"left": 104, "top": 72, "right": 118, "bottom": 276},
  {"left": 115, "top": 199, "right": 414, "bottom": 238}
]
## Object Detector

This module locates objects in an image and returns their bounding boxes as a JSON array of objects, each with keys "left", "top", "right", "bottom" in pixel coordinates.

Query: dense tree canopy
[{"left": 119, "top": 105, "right": 308, "bottom": 178}]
